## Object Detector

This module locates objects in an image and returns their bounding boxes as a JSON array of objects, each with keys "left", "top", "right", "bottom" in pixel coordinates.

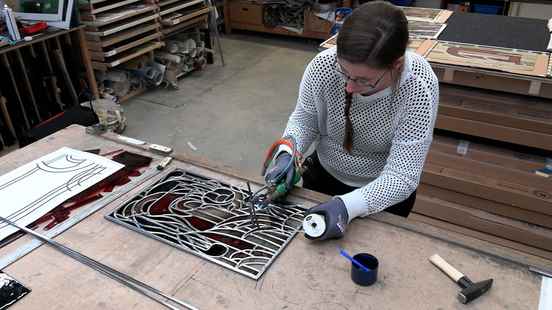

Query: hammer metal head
[{"left": 458, "top": 279, "right": 493, "bottom": 304}]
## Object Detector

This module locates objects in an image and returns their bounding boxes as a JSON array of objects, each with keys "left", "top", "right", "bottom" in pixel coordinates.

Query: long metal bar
[{"left": 0, "top": 216, "right": 198, "bottom": 310}]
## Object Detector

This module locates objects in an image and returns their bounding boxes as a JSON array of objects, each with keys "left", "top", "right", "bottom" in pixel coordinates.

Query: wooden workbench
[{"left": 0, "top": 125, "right": 542, "bottom": 309}]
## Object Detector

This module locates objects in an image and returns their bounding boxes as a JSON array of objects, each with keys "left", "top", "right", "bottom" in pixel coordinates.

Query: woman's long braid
[{"left": 343, "top": 91, "right": 354, "bottom": 153}]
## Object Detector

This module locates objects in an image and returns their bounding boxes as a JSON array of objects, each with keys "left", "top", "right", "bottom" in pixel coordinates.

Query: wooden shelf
[{"left": 224, "top": 0, "right": 335, "bottom": 40}]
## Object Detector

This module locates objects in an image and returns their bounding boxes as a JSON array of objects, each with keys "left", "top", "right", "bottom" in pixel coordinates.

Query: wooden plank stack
[
  {"left": 438, "top": 84, "right": 552, "bottom": 151},
  {"left": 412, "top": 134, "right": 552, "bottom": 262},
  {"left": 80, "top": 0, "right": 164, "bottom": 71}
]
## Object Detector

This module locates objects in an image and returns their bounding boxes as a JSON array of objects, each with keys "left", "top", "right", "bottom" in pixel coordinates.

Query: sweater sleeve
[
  {"left": 339, "top": 77, "right": 439, "bottom": 220},
  {"left": 282, "top": 59, "right": 321, "bottom": 155}
]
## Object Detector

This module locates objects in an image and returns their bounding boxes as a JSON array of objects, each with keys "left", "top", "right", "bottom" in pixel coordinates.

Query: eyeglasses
[{"left": 334, "top": 60, "right": 387, "bottom": 89}]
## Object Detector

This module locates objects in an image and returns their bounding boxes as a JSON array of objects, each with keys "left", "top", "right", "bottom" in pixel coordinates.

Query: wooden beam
[
  {"left": 76, "top": 29, "right": 99, "bottom": 100},
  {"left": 410, "top": 213, "right": 552, "bottom": 261},
  {"left": 15, "top": 49, "right": 42, "bottom": 122},
  {"left": 436, "top": 114, "right": 552, "bottom": 151},
  {"left": 40, "top": 41, "right": 64, "bottom": 110},
  {"left": 53, "top": 49, "right": 80, "bottom": 106},
  {"left": 413, "top": 195, "right": 552, "bottom": 252},
  {"left": 431, "top": 135, "right": 546, "bottom": 173},
  {"left": 418, "top": 184, "right": 552, "bottom": 229},
  {"left": 422, "top": 162, "right": 552, "bottom": 216},
  {"left": 426, "top": 150, "right": 551, "bottom": 190},
  {"left": 0, "top": 96, "right": 17, "bottom": 140},
  {"left": 1, "top": 54, "right": 30, "bottom": 130}
]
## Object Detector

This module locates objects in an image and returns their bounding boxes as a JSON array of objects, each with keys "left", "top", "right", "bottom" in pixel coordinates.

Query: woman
[{"left": 265, "top": 1, "right": 439, "bottom": 240}]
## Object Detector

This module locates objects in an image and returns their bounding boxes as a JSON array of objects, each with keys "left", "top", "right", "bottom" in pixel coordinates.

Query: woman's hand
[
  {"left": 305, "top": 198, "right": 349, "bottom": 240},
  {"left": 264, "top": 153, "right": 299, "bottom": 197}
]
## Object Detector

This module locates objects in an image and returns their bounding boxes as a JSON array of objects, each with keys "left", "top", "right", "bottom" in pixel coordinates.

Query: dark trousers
[{"left": 302, "top": 152, "right": 416, "bottom": 218}]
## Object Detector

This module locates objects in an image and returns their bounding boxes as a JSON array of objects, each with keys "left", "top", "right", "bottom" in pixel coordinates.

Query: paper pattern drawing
[
  {"left": 0, "top": 147, "right": 123, "bottom": 240},
  {"left": 426, "top": 41, "right": 550, "bottom": 77}
]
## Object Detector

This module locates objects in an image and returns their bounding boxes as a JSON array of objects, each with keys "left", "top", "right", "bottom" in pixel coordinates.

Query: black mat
[
  {"left": 439, "top": 12, "right": 550, "bottom": 52},
  {"left": 0, "top": 271, "right": 30, "bottom": 309}
]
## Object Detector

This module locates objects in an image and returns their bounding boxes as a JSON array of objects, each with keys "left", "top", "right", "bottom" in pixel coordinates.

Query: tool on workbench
[
  {"left": 245, "top": 137, "right": 305, "bottom": 225},
  {"left": 259, "top": 137, "right": 304, "bottom": 202},
  {"left": 157, "top": 156, "right": 173, "bottom": 170},
  {"left": 303, "top": 213, "right": 327, "bottom": 239},
  {"left": 339, "top": 248, "right": 370, "bottom": 272},
  {"left": 429, "top": 254, "right": 493, "bottom": 304},
  {"left": 0, "top": 215, "right": 198, "bottom": 310},
  {"left": 341, "top": 249, "right": 379, "bottom": 287}
]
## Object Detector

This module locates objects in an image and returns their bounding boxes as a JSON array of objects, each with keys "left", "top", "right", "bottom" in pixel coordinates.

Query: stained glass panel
[{"left": 106, "top": 169, "right": 305, "bottom": 280}]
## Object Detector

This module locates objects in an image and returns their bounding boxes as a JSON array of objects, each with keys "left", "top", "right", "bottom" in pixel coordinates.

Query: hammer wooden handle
[{"left": 429, "top": 254, "right": 464, "bottom": 282}]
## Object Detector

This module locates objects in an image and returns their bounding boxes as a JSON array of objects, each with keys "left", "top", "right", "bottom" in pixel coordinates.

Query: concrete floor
[{"left": 124, "top": 32, "right": 321, "bottom": 177}]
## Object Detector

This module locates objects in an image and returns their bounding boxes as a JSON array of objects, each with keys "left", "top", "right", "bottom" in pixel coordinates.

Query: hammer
[{"left": 429, "top": 254, "right": 493, "bottom": 304}]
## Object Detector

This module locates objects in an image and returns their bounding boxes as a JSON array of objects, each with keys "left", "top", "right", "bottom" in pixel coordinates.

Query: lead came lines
[{"left": 107, "top": 169, "right": 305, "bottom": 279}]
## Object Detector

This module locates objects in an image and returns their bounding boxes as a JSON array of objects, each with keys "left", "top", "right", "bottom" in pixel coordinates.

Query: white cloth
[{"left": 283, "top": 47, "right": 439, "bottom": 220}]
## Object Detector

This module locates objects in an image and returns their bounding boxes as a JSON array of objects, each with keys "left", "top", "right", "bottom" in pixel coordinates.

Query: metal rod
[{"left": 0, "top": 216, "right": 198, "bottom": 310}]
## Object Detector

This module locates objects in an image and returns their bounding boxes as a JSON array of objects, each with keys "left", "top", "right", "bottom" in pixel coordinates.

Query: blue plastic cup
[{"left": 350, "top": 253, "right": 379, "bottom": 286}]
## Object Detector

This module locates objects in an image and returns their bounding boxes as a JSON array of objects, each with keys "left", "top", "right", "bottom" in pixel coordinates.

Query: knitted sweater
[{"left": 283, "top": 47, "right": 439, "bottom": 221}]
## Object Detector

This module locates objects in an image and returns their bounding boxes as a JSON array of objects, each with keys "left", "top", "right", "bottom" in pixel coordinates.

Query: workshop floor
[{"left": 124, "top": 32, "right": 320, "bottom": 176}]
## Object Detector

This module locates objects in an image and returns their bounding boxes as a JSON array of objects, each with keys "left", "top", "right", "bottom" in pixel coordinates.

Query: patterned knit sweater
[{"left": 283, "top": 47, "right": 439, "bottom": 221}]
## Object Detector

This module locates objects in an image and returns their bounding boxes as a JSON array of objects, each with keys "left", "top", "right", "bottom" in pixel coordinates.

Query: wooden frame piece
[
  {"left": 161, "top": 15, "right": 208, "bottom": 36},
  {"left": 92, "top": 41, "right": 163, "bottom": 71},
  {"left": 86, "top": 13, "right": 160, "bottom": 37},
  {"left": 161, "top": 7, "right": 209, "bottom": 27},
  {"left": 159, "top": 0, "right": 185, "bottom": 7},
  {"left": 401, "top": 6, "right": 453, "bottom": 23},
  {"left": 82, "top": 5, "right": 156, "bottom": 27},
  {"left": 81, "top": 0, "right": 142, "bottom": 15},
  {"left": 86, "top": 23, "right": 159, "bottom": 49},
  {"left": 408, "top": 20, "right": 447, "bottom": 39},
  {"left": 98, "top": 32, "right": 162, "bottom": 60},
  {"left": 409, "top": 39, "right": 436, "bottom": 56},
  {"left": 159, "top": 0, "right": 205, "bottom": 16}
]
